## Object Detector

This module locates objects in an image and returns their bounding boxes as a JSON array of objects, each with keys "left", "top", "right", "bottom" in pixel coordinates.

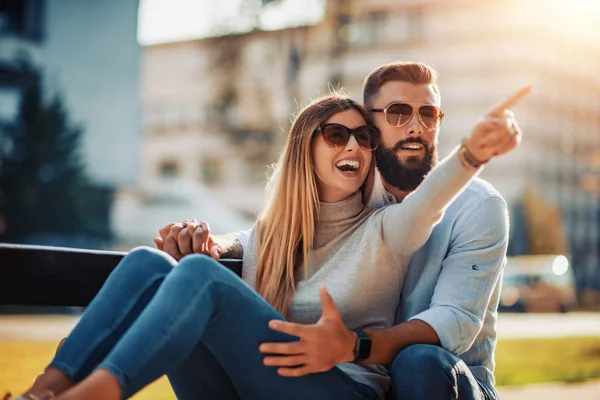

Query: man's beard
[{"left": 375, "top": 137, "right": 439, "bottom": 192}]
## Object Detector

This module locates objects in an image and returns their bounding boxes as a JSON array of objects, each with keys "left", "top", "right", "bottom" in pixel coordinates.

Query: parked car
[{"left": 498, "top": 255, "right": 577, "bottom": 313}]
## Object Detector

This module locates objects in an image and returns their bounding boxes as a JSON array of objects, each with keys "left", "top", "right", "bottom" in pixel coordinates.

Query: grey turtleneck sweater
[{"left": 242, "top": 149, "right": 479, "bottom": 399}]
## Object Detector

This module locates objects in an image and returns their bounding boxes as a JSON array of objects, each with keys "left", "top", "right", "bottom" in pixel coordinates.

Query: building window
[
  {"left": 201, "top": 158, "right": 222, "bottom": 185},
  {"left": 159, "top": 160, "right": 179, "bottom": 178},
  {"left": 407, "top": 7, "right": 424, "bottom": 39},
  {"left": 0, "top": 86, "right": 21, "bottom": 123},
  {"left": 347, "top": 12, "right": 387, "bottom": 48},
  {"left": 0, "top": 0, "right": 44, "bottom": 41}
]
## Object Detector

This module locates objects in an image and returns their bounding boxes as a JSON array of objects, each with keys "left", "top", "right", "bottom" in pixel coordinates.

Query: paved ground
[
  {"left": 1, "top": 313, "right": 600, "bottom": 399},
  {"left": 497, "top": 380, "right": 600, "bottom": 400},
  {"left": 0, "top": 314, "right": 78, "bottom": 340},
  {"left": 497, "top": 312, "right": 600, "bottom": 339},
  {"left": 3, "top": 312, "right": 600, "bottom": 340}
]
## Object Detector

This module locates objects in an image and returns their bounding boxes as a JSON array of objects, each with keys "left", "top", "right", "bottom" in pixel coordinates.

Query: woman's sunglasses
[
  {"left": 370, "top": 102, "right": 444, "bottom": 131},
  {"left": 314, "top": 123, "right": 379, "bottom": 151}
]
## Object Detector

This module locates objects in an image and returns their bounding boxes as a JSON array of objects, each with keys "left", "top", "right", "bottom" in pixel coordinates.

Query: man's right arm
[
  {"left": 214, "top": 228, "right": 250, "bottom": 259},
  {"left": 213, "top": 234, "right": 243, "bottom": 259}
]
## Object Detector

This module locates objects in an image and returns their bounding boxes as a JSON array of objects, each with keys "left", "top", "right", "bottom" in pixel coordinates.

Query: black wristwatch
[{"left": 352, "top": 329, "right": 372, "bottom": 362}]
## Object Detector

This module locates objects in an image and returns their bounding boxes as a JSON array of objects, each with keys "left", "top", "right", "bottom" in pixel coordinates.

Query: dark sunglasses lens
[
  {"left": 385, "top": 103, "right": 413, "bottom": 127},
  {"left": 353, "top": 127, "right": 370, "bottom": 149},
  {"left": 418, "top": 106, "right": 441, "bottom": 129},
  {"left": 354, "top": 126, "right": 377, "bottom": 150},
  {"left": 321, "top": 125, "right": 350, "bottom": 147}
]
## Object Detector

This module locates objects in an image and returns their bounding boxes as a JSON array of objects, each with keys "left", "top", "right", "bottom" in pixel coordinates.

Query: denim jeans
[
  {"left": 389, "top": 344, "right": 500, "bottom": 400},
  {"left": 50, "top": 247, "right": 378, "bottom": 400}
]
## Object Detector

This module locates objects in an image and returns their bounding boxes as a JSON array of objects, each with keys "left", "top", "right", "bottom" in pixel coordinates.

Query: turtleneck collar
[{"left": 317, "top": 191, "right": 364, "bottom": 223}]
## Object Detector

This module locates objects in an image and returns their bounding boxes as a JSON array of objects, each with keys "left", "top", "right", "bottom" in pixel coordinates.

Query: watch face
[{"left": 355, "top": 332, "right": 372, "bottom": 361}]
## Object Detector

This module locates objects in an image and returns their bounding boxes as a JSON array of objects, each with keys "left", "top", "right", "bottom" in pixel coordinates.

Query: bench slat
[{"left": 0, "top": 244, "right": 242, "bottom": 307}]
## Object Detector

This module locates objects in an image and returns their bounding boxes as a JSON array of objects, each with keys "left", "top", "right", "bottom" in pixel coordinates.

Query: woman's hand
[
  {"left": 464, "top": 86, "right": 531, "bottom": 163},
  {"left": 154, "top": 220, "right": 221, "bottom": 261}
]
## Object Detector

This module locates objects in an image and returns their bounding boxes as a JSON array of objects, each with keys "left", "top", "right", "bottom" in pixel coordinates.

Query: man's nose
[{"left": 407, "top": 112, "right": 423, "bottom": 135}]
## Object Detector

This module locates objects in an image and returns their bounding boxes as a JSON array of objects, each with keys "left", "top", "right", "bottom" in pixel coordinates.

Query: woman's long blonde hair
[{"left": 255, "top": 92, "right": 376, "bottom": 316}]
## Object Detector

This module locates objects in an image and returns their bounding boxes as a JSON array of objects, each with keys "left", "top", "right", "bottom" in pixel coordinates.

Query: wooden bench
[{"left": 0, "top": 243, "right": 243, "bottom": 307}]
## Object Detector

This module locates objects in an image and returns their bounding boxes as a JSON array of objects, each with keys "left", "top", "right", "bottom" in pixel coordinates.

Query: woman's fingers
[
  {"left": 163, "top": 223, "right": 185, "bottom": 260},
  {"left": 158, "top": 222, "right": 176, "bottom": 240},
  {"left": 480, "top": 129, "right": 517, "bottom": 157},
  {"left": 488, "top": 85, "right": 532, "bottom": 117},
  {"left": 153, "top": 236, "right": 164, "bottom": 250},
  {"left": 192, "top": 221, "right": 211, "bottom": 254},
  {"left": 466, "top": 86, "right": 529, "bottom": 162},
  {"left": 177, "top": 224, "right": 194, "bottom": 256},
  {"left": 479, "top": 127, "right": 510, "bottom": 148},
  {"left": 157, "top": 219, "right": 214, "bottom": 259},
  {"left": 470, "top": 111, "right": 522, "bottom": 159}
]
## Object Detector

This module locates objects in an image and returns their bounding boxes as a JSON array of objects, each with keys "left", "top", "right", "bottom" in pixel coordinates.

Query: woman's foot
[
  {"left": 3, "top": 391, "right": 54, "bottom": 400},
  {"left": 21, "top": 368, "right": 72, "bottom": 399},
  {"left": 53, "top": 369, "right": 121, "bottom": 400}
]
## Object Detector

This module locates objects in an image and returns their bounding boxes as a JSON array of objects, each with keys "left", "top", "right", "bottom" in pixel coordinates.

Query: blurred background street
[
  {"left": 3, "top": 312, "right": 600, "bottom": 341},
  {"left": 1, "top": 0, "right": 599, "bottom": 398}
]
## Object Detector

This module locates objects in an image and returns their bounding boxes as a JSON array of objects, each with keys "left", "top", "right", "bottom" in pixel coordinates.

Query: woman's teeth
[{"left": 336, "top": 160, "right": 360, "bottom": 171}]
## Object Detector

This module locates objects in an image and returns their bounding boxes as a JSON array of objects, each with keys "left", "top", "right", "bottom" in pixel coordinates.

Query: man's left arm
[
  {"left": 261, "top": 195, "right": 509, "bottom": 372},
  {"left": 367, "top": 195, "right": 509, "bottom": 363}
]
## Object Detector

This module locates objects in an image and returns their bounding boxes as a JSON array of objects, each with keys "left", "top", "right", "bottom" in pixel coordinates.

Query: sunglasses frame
[
  {"left": 369, "top": 101, "right": 444, "bottom": 131},
  {"left": 314, "top": 123, "right": 379, "bottom": 151}
]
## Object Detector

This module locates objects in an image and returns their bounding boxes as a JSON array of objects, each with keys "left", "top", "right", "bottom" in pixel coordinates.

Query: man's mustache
[{"left": 391, "top": 137, "right": 430, "bottom": 153}]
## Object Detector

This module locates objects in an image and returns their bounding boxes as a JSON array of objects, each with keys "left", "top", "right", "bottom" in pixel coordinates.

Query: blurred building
[
  {"left": 0, "top": 0, "right": 141, "bottom": 187},
  {"left": 141, "top": 0, "right": 600, "bottom": 292},
  {"left": 332, "top": 0, "right": 600, "bottom": 293},
  {"left": 0, "top": 0, "right": 143, "bottom": 247}
]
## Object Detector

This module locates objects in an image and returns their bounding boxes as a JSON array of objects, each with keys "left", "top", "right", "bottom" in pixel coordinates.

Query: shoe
[{"left": 3, "top": 392, "right": 54, "bottom": 400}]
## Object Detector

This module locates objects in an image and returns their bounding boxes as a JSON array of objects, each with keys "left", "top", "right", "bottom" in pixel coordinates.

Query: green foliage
[{"left": 495, "top": 336, "right": 600, "bottom": 386}]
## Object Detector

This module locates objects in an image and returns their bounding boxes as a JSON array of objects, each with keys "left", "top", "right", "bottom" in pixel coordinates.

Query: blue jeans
[
  {"left": 49, "top": 247, "right": 378, "bottom": 400},
  {"left": 389, "top": 344, "right": 500, "bottom": 400}
]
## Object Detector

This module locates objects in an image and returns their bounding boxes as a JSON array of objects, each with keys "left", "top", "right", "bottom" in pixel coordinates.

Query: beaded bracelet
[{"left": 458, "top": 139, "right": 487, "bottom": 170}]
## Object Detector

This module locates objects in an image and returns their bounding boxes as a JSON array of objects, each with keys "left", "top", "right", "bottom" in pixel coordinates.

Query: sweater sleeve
[
  {"left": 381, "top": 148, "right": 480, "bottom": 257},
  {"left": 241, "top": 225, "right": 258, "bottom": 288}
]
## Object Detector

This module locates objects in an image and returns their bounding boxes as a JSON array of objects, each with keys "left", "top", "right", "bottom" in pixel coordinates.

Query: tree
[
  {"left": 520, "top": 187, "right": 567, "bottom": 255},
  {"left": 0, "top": 67, "right": 109, "bottom": 244}
]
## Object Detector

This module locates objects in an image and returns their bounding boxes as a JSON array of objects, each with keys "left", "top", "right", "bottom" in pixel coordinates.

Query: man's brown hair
[{"left": 362, "top": 61, "right": 439, "bottom": 108}]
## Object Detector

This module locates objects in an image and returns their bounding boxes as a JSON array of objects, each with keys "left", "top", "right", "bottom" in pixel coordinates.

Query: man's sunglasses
[
  {"left": 314, "top": 123, "right": 379, "bottom": 151},
  {"left": 369, "top": 102, "right": 444, "bottom": 131}
]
